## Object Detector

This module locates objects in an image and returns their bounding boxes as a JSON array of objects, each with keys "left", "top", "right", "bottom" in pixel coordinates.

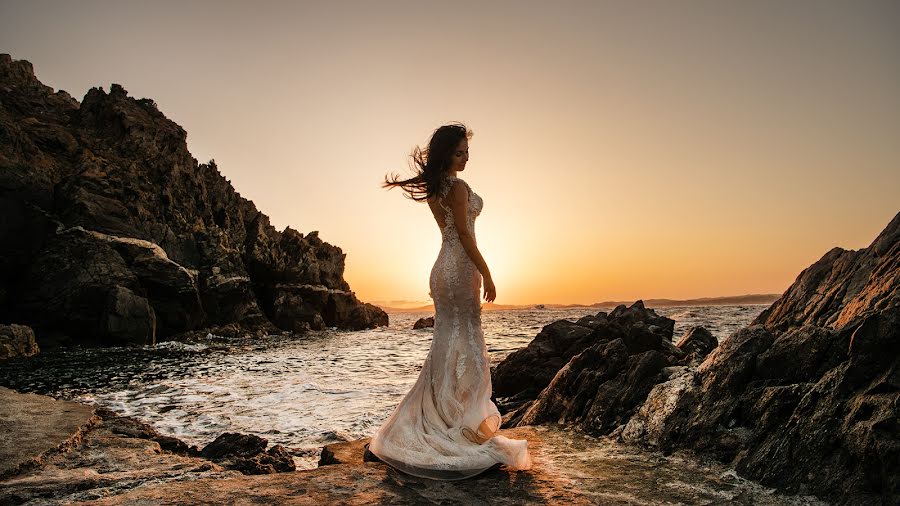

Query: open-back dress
[{"left": 368, "top": 175, "right": 533, "bottom": 480}]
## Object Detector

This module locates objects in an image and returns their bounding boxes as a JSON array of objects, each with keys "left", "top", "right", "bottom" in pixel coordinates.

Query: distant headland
[{"left": 375, "top": 293, "right": 782, "bottom": 313}]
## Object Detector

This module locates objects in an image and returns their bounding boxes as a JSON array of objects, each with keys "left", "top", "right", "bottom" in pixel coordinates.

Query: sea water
[
  {"left": 0, "top": 305, "right": 761, "bottom": 457},
  {"left": 0, "top": 305, "right": 829, "bottom": 504}
]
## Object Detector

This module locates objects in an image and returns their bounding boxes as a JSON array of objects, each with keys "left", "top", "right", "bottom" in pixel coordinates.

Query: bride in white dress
[{"left": 370, "top": 123, "right": 533, "bottom": 480}]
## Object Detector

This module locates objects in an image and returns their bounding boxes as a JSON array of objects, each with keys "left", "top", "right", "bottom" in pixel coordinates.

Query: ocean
[{"left": 0, "top": 305, "right": 764, "bottom": 463}]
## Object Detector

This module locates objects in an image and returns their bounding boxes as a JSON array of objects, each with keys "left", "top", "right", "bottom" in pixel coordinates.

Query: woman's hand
[{"left": 483, "top": 277, "right": 496, "bottom": 303}]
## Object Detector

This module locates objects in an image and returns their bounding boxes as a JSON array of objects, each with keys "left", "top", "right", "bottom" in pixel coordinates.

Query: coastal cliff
[{"left": 0, "top": 54, "right": 387, "bottom": 347}]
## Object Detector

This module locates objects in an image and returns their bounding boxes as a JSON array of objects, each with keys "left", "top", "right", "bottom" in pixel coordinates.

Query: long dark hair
[{"left": 382, "top": 122, "right": 473, "bottom": 201}]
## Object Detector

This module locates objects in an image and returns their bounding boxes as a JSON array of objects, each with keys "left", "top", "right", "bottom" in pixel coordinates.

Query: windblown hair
[{"left": 382, "top": 122, "right": 473, "bottom": 201}]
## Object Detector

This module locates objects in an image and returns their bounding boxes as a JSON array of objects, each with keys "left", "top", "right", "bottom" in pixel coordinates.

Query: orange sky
[{"left": 2, "top": 1, "right": 898, "bottom": 306}]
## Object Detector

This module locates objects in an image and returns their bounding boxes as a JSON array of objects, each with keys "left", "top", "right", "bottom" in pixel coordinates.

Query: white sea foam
[
  {"left": 2, "top": 305, "right": 769, "bottom": 479},
  {"left": 154, "top": 341, "right": 209, "bottom": 352}
]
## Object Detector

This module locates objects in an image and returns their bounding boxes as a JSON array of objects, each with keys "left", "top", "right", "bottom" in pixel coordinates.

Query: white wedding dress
[{"left": 368, "top": 175, "right": 533, "bottom": 480}]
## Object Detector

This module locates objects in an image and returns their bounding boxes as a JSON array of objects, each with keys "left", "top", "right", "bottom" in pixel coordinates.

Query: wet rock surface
[
  {"left": 0, "top": 54, "right": 387, "bottom": 347},
  {"left": 0, "top": 377, "right": 826, "bottom": 504}
]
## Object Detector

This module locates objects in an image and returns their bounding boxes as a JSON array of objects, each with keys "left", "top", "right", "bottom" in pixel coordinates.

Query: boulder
[
  {"left": 511, "top": 339, "right": 672, "bottom": 434},
  {"left": 102, "top": 286, "right": 156, "bottom": 346},
  {"left": 0, "top": 324, "right": 39, "bottom": 360},
  {"left": 493, "top": 301, "right": 675, "bottom": 404},
  {"left": 200, "top": 432, "right": 295, "bottom": 475},
  {"left": 413, "top": 316, "right": 434, "bottom": 329}
]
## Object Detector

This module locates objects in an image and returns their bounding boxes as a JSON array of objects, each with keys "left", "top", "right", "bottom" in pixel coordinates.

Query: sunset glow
[{"left": 3, "top": 0, "right": 898, "bottom": 306}]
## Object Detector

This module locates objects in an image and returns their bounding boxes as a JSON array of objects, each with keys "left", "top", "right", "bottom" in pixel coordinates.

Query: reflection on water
[{"left": 0, "top": 306, "right": 766, "bottom": 472}]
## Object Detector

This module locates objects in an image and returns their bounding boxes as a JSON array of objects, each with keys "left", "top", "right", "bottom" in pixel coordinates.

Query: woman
[{"left": 368, "top": 123, "right": 533, "bottom": 480}]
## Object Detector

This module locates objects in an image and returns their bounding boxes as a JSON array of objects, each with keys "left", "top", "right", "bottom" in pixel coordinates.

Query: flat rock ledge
[{"left": 0, "top": 386, "right": 96, "bottom": 478}]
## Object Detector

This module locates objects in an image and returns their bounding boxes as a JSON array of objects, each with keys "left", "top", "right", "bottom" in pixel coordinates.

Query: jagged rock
[
  {"left": 492, "top": 301, "right": 675, "bottom": 405},
  {"left": 199, "top": 432, "right": 295, "bottom": 475},
  {"left": 621, "top": 211, "right": 900, "bottom": 504},
  {"left": 752, "top": 211, "right": 900, "bottom": 332},
  {"left": 574, "top": 312, "right": 607, "bottom": 328},
  {"left": 200, "top": 433, "right": 268, "bottom": 460},
  {"left": 620, "top": 366, "right": 697, "bottom": 447},
  {"left": 226, "top": 445, "right": 295, "bottom": 475},
  {"left": 511, "top": 339, "right": 672, "bottom": 433},
  {"left": 0, "top": 54, "right": 387, "bottom": 346},
  {"left": 413, "top": 316, "right": 434, "bottom": 329},
  {"left": 0, "top": 324, "right": 39, "bottom": 360},
  {"left": 674, "top": 326, "right": 717, "bottom": 364},
  {"left": 492, "top": 319, "right": 596, "bottom": 401},
  {"left": 96, "top": 407, "right": 199, "bottom": 455}
]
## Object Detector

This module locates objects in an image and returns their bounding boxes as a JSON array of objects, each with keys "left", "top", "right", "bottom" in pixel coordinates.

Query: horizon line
[{"left": 372, "top": 292, "right": 783, "bottom": 312}]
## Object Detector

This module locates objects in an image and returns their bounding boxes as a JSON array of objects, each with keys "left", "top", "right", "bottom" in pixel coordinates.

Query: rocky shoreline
[
  {"left": 490, "top": 211, "right": 899, "bottom": 505},
  {"left": 0, "top": 386, "right": 828, "bottom": 505},
  {"left": 1, "top": 53, "right": 897, "bottom": 505},
  {"left": 0, "top": 224, "right": 894, "bottom": 505}
]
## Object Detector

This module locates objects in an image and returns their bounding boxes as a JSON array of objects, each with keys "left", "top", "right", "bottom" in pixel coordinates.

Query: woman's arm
[{"left": 445, "top": 182, "right": 496, "bottom": 302}]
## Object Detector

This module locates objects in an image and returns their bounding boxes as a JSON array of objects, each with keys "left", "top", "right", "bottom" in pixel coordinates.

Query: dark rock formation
[
  {"left": 621, "top": 211, "right": 900, "bottom": 504},
  {"left": 493, "top": 319, "right": 597, "bottom": 401},
  {"left": 493, "top": 212, "right": 899, "bottom": 503},
  {"left": 200, "top": 432, "right": 295, "bottom": 475},
  {"left": 752, "top": 211, "right": 900, "bottom": 333},
  {"left": 674, "top": 326, "right": 718, "bottom": 365},
  {"left": 413, "top": 316, "right": 434, "bottom": 329},
  {"left": 499, "top": 301, "right": 702, "bottom": 433},
  {"left": 493, "top": 301, "right": 684, "bottom": 418},
  {"left": 0, "top": 324, "right": 39, "bottom": 360},
  {"left": 0, "top": 54, "right": 387, "bottom": 347}
]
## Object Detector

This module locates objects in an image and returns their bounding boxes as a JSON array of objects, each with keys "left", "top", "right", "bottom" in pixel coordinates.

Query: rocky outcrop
[
  {"left": 621, "top": 211, "right": 900, "bottom": 504},
  {"left": 497, "top": 301, "right": 706, "bottom": 433},
  {"left": 493, "top": 302, "right": 694, "bottom": 418},
  {"left": 412, "top": 316, "right": 434, "bottom": 329},
  {"left": 199, "top": 432, "right": 295, "bottom": 475},
  {"left": 0, "top": 54, "right": 387, "bottom": 347},
  {"left": 500, "top": 212, "right": 899, "bottom": 504},
  {"left": 673, "top": 326, "right": 717, "bottom": 365},
  {"left": 0, "top": 324, "right": 39, "bottom": 360},
  {"left": 752, "top": 211, "right": 900, "bottom": 332}
]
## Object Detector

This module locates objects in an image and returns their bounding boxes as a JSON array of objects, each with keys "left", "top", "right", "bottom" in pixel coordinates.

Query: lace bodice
[{"left": 436, "top": 176, "right": 484, "bottom": 245}]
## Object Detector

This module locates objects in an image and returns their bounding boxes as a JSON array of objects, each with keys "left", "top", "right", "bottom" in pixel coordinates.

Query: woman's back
[{"left": 426, "top": 176, "right": 483, "bottom": 243}]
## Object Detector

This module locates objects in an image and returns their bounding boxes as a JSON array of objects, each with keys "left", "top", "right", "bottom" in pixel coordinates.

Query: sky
[{"left": 2, "top": 0, "right": 898, "bottom": 307}]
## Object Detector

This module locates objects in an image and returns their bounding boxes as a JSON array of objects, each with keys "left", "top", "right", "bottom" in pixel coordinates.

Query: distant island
[{"left": 375, "top": 293, "right": 782, "bottom": 314}]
